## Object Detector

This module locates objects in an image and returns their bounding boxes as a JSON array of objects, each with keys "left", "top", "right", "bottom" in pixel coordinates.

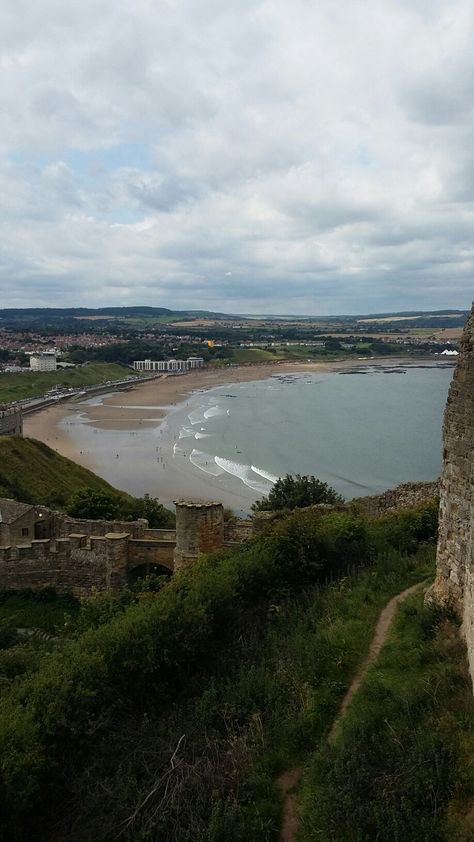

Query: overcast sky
[{"left": 0, "top": 0, "right": 473, "bottom": 315}]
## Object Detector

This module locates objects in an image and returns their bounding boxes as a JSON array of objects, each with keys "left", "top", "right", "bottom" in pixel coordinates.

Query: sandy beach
[
  {"left": 23, "top": 357, "right": 447, "bottom": 510},
  {"left": 23, "top": 358, "right": 403, "bottom": 451}
]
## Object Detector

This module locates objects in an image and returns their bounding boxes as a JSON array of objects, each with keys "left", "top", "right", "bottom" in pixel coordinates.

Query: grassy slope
[
  {"left": 0, "top": 436, "right": 130, "bottom": 508},
  {"left": 41, "top": 548, "right": 437, "bottom": 841},
  {"left": 299, "top": 592, "right": 474, "bottom": 841},
  {"left": 0, "top": 362, "right": 130, "bottom": 403}
]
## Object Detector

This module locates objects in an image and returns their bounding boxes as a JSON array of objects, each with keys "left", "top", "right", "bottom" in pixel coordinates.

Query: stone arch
[{"left": 127, "top": 562, "right": 172, "bottom": 586}]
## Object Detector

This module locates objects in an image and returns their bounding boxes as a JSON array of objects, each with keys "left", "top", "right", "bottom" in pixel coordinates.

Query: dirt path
[{"left": 277, "top": 581, "right": 425, "bottom": 842}]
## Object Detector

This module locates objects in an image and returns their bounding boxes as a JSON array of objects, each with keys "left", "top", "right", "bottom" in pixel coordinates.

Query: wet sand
[{"left": 23, "top": 357, "right": 440, "bottom": 509}]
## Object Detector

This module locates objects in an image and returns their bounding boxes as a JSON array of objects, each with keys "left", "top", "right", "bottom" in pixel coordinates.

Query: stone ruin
[{"left": 429, "top": 302, "right": 474, "bottom": 689}]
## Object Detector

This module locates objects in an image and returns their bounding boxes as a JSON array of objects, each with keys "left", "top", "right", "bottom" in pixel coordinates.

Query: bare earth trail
[{"left": 277, "top": 581, "right": 425, "bottom": 842}]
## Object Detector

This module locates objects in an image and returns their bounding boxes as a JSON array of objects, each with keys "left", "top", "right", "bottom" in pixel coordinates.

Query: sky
[{"left": 0, "top": 0, "right": 473, "bottom": 315}]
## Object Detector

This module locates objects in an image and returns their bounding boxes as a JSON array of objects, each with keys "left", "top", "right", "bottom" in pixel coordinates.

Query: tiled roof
[{"left": 0, "top": 498, "right": 34, "bottom": 524}]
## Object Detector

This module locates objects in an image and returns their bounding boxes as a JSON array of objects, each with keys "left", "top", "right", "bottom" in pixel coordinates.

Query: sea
[{"left": 60, "top": 362, "right": 455, "bottom": 514}]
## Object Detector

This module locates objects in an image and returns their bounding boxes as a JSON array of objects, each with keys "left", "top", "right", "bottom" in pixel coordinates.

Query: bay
[{"left": 60, "top": 361, "right": 454, "bottom": 514}]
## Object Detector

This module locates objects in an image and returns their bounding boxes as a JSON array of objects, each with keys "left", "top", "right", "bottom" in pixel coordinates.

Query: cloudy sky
[{"left": 0, "top": 0, "right": 473, "bottom": 314}]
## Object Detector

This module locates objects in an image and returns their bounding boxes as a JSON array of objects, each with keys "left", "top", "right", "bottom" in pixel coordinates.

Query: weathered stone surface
[
  {"left": 173, "top": 500, "right": 224, "bottom": 569},
  {"left": 0, "top": 405, "right": 22, "bottom": 436},
  {"left": 430, "top": 302, "right": 474, "bottom": 690},
  {"left": 353, "top": 481, "right": 439, "bottom": 518}
]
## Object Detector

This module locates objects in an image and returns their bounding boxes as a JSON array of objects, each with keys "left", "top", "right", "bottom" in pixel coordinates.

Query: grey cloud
[{"left": 0, "top": 0, "right": 473, "bottom": 313}]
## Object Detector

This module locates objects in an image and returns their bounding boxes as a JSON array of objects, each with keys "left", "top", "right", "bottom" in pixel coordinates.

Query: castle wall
[
  {"left": 174, "top": 501, "right": 224, "bottom": 569},
  {"left": 431, "top": 303, "right": 474, "bottom": 689},
  {"left": 0, "top": 533, "right": 129, "bottom": 597},
  {"left": 353, "top": 481, "right": 439, "bottom": 518},
  {"left": 128, "top": 538, "right": 175, "bottom": 571},
  {"left": 58, "top": 517, "right": 147, "bottom": 539},
  {"left": 0, "top": 406, "right": 22, "bottom": 436}
]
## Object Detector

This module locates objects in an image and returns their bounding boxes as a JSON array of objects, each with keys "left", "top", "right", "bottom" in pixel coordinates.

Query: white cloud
[{"left": 0, "top": 0, "right": 473, "bottom": 313}]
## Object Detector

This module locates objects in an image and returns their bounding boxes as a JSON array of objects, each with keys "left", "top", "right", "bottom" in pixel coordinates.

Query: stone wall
[
  {"left": 0, "top": 533, "right": 129, "bottom": 597},
  {"left": 128, "top": 538, "right": 175, "bottom": 571},
  {"left": 430, "top": 303, "right": 474, "bottom": 689},
  {"left": 174, "top": 501, "right": 224, "bottom": 569},
  {"left": 0, "top": 510, "right": 37, "bottom": 547},
  {"left": 353, "top": 481, "right": 440, "bottom": 518},
  {"left": 58, "top": 516, "right": 147, "bottom": 539},
  {"left": 0, "top": 405, "right": 22, "bottom": 436}
]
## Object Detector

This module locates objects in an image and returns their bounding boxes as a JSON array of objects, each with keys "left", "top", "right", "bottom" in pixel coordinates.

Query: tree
[
  {"left": 67, "top": 490, "right": 121, "bottom": 520},
  {"left": 126, "top": 494, "right": 175, "bottom": 528},
  {"left": 251, "top": 474, "right": 344, "bottom": 513}
]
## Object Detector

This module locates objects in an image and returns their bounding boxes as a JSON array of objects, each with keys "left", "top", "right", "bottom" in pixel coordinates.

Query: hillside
[
  {"left": 0, "top": 362, "right": 130, "bottom": 403},
  {"left": 0, "top": 436, "right": 131, "bottom": 509},
  {"left": 1, "top": 500, "right": 472, "bottom": 841}
]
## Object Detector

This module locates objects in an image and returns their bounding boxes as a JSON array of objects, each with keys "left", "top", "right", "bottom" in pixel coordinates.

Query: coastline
[
  {"left": 23, "top": 357, "right": 452, "bottom": 509},
  {"left": 23, "top": 357, "right": 411, "bottom": 449}
]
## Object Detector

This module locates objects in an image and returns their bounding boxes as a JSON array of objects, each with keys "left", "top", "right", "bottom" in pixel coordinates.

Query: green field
[
  {"left": 0, "top": 436, "right": 132, "bottom": 509},
  {"left": 0, "top": 362, "right": 131, "bottom": 403},
  {"left": 231, "top": 348, "right": 285, "bottom": 363}
]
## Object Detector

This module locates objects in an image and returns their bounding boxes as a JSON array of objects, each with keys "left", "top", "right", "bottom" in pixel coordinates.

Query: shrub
[
  {"left": 367, "top": 500, "right": 439, "bottom": 555},
  {"left": 252, "top": 474, "right": 344, "bottom": 512},
  {"left": 0, "top": 503, "right": 436, "bottom": 836}
]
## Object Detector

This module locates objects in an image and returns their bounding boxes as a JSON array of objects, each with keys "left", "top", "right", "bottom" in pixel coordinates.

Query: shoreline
[{"left": 23, "top": 357, "right": 453, "bottom": 509}]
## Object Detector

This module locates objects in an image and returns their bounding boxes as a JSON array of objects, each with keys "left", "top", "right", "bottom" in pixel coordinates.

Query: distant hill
[
  {"left": 0, "top": 436, "right": 131, "bottom": 510},
  {"left": 0, "top": 306, "right": 233, "bottom": 326}
]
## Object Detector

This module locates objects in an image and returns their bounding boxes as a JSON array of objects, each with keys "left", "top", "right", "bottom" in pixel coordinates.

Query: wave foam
[
  {"left": 251, "top": 465, "right": 279, "bottom": 484},
  {"left": 188, "top": 408, "right": 206, "bottom": 425},
  {"left": 214, "top": 457, "right": 273, "bottom": 493},
  {"left": 190, "top": 449, "right": 224, "bottom": 476},
  {"left": 203, "top": 406, "right": 228, "bottom": 419}
]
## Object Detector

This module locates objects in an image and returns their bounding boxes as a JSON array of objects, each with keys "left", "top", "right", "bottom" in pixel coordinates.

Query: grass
[
  {"left": 0, "top": 436, "right": 132, "bottom": 508},
  {"left": 0, "top": 362, "right": 130, "bottom": 403},
  {"left": 299, "top": 593, "right": 474, "bottom": 842},
  {"left": 231, "top": 348, "right": 286, "bottom": 363},
  {"left": 39, "top": 546, "right": 437, "bottom": 841}
]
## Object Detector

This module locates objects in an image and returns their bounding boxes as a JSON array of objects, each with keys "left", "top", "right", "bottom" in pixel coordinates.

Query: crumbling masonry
[{"left": 429, "top": 302, "right": 474, "bottom": 689}]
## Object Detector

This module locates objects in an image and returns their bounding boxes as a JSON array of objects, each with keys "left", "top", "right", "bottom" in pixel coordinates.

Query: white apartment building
[
  {"left": 133, "top": 357, "right": 204, "bottom": 373},
  {"left": 30, "top": 352, "right": 57, "bottom": 372}
]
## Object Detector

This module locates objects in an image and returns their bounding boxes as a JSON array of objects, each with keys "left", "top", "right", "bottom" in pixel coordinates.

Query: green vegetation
[
  {"left": 0, "top": 501, "right": 445, "bottom": 840},
  {"left": 0, "top": 590, "right": 77, "bottom": 634},
  {"left": 0, "top": 436, "right": 131, "bottom": 509},
  {"left": 0, "top": 362, "right": 130, "bottom": 403},
  {"left": 299, "top": 593, "right": 474, "bottom": 841},
  {"left": 0, "top": 590, "right": 79, "bottom": 692},
  {"left": 0, "top": 438, "right": 175, "bottom": 527},
  {"left": 252, "top": 473, "right": 344, "bottom": 512},
  {"left": 230, "top": 348, "right": 286, "bottom": 363},
  {"left": 67, "top": 489, "right": 175, "bottom": 528}
]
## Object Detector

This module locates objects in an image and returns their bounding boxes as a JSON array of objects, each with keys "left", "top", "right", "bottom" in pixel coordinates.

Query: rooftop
[{"left": 0, "top": 498, "right": 34, "bottom": 524}]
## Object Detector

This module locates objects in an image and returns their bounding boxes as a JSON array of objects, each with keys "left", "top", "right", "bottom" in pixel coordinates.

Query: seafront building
[
  {"left": 133, "top": 357, "right": 204, "bottom": 373},
  {"left": 30, "top": 352, "right": 57, "bottom": 371}
]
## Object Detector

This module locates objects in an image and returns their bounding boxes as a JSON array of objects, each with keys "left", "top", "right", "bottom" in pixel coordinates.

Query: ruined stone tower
[
  {"left": 430, "top": 302, "right": 474, "bottom": 687},
  {"left": 173, "top": 500, "right": 224, "bottom": 569}
]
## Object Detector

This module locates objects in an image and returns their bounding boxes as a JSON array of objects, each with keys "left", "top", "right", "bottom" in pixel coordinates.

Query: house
[{"left": 0, "top": 499, "right": 36, "bottom": 547}]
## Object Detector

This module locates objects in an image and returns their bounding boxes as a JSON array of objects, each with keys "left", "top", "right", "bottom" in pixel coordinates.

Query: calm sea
[{"left": 61, "top": 362, "right": 454, "bottom": 513}]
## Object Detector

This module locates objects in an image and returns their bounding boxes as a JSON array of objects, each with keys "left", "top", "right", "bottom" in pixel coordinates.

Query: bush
[
  {"left": 252, "top": 474, "right": 344, "bottom": 512},
  {"left": 367, "top": 500, "right": 439, "bottom": 555},
  {"left": 0, "top": 504, "right": 438, "bottom": 836},
  {"left": 263, "top": 509, "right": 369, "bottom": 587},
  {"left": 66, "top": 490, "right": 122, "bottom": 520}
]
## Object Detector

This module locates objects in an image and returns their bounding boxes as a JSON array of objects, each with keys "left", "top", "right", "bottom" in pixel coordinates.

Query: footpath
[{"left": 277, "top": 581, "right": 425, "bottom": 842}]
